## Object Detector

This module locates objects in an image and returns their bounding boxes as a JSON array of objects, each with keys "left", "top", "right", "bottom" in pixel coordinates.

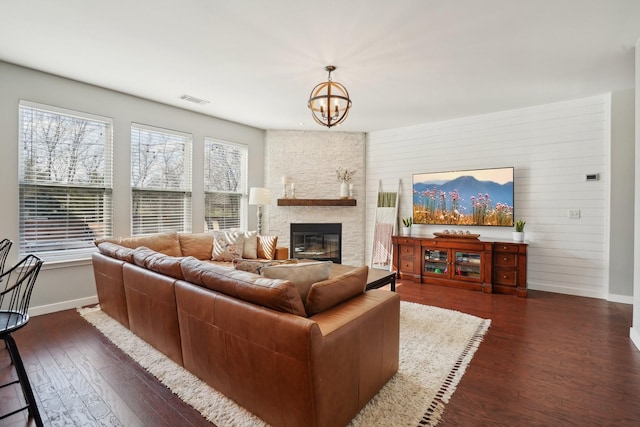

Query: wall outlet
[{"left": 568, "top": 209, "right": 581, "bottom": 219}]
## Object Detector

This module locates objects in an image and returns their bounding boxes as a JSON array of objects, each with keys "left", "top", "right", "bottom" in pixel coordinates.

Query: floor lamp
[{"left": 249, "top": 187, "right": 271, "bottom": 235}]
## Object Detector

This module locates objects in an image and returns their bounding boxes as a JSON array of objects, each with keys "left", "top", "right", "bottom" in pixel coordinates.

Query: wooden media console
[{"left": 392, "top": 235, "right": 527, "bottom": 297}]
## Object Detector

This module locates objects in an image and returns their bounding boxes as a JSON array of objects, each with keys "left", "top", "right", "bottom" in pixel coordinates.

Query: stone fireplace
[
  {"left": 290, "top": 223, "right": 341, "bottom": 264},
  {"left": 264, "top": 130, "right": 366, "bottom": 266}
]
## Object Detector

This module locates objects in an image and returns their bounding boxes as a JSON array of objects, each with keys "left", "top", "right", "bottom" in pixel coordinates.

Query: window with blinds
[
  {"left": 204, "top": 139, "right": 247, "bottom": 231},
  {"left": 131, "top": 124, "right": 192, "bottom": 235},
  {"left": 18, "top": 101, "right": 113, "bottom": 262}
]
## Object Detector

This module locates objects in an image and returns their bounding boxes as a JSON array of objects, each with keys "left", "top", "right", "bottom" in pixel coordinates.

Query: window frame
[
  {"left": 203, "top": 138, "right": 248, "bottom": 232},
  {"left": 18, "top": 100, "right": 113, "bottom": 262},
  {"left": 130, "top": 123, "right": 192, "bottom": 236}
]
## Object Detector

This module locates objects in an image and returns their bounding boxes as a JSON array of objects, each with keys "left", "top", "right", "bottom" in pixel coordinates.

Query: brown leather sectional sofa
[{"left": 92, "top": 231, "right": 400, "bottom": 427}]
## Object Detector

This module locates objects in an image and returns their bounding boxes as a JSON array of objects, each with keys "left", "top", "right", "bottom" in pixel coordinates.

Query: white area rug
[{"left": 79, "top": 301, "right": 490, "bottom": 426}]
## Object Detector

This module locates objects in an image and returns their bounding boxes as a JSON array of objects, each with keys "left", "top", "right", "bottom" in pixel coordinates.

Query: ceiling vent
[{"left": 179, "top": 94, "right": 210, "bottom": 105}]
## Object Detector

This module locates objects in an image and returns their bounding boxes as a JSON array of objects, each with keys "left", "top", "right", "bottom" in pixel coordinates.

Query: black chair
[
  {"left": 0, "top": 254, "right": 44, "bottom": 426},
  {"left": 0, "top": 238, "right": 12, "bottom": 275}
]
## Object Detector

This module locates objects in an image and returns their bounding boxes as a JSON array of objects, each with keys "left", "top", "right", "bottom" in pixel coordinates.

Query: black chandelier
[{"left": 307, "top": 65, "right": 352, "bottom": 128}]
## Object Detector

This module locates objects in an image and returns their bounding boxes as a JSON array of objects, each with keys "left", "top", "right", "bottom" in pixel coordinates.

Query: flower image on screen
[{"left": 412, "top": 167, "right": 514, "bottom": 226}]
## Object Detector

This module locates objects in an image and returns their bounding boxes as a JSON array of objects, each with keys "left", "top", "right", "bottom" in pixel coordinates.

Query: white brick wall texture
[{"left": 264, "top": 130, "right": 366, "bottom": 266}]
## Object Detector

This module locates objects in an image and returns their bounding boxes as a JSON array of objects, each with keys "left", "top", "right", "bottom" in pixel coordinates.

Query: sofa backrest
[
  {"left": 133, "top": 247, "right": 185, "bottom": 280},
  {"left": 96, "top": 231, "right": 284, "bottom": 261},
  {"left": 97, "top": 231, "right": 182, "bottom": 257},
  {"left": 180, "top": 256, "right": 307, "bottom": 317},
  {"left": 178, "top": 232, "right": 214, "bottom": 259},
  {"left": 96, "top": 241, "right": 136, "bottom": 263}
]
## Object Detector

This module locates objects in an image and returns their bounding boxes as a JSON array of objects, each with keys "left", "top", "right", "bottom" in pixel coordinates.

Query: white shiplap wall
[{"left": 366, "top": 95, "right": 610, "bottom": 298}]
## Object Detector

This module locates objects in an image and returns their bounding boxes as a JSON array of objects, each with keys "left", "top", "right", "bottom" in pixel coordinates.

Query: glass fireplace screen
[{"left": 290, "top": 223, "right": 341, "bottom": 264}]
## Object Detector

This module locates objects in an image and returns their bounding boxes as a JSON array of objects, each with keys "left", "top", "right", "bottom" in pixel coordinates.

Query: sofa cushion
[
  {"left": 257, "top": 235, "right": 278, "bottom": 260},
  {"left": 97, "top": 242, "right": 135, "bottom": 263},
  {"left": 212, "top": 231, "right": 245, "bottom": 261},
  {"left": 179, "top": 232, "right": 214, "bottom": 260},
  {"left": 98, "top": 231, "right": 182, "bottom": 257},
  {"left": 180, "top": 257, "right": 307, "bottom": 317},
  {"left": 133, "top": 247, "right": 185, "bottom": 280},
  {"left": 262, "top": 261, "right": 332, "bottom": 303},
  {"left": 234, "top": 258, "right": 298, "bottom": 275},
  {"left": 242, "top": 230, "right": 259, "bottom": 259},
  {"left": 305, "top": 266, "right": 368, "bottom": 316}
]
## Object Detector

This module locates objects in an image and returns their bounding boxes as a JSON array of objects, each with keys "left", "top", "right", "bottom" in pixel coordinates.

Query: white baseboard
[
  {"left": 607, "top": 293, "right": 634, "bottom": 304},
  {"left": 528, "top": 282, "right": 633, "bottom": 304},
  {"left": 527, "top": 281, "right": 606, "bottom": 300},
  {"left": 29, "top": 295, "right": 99, "bottom": 317},
  {"left": 630, "top": 327, "right": 640, "bottom": 352}
]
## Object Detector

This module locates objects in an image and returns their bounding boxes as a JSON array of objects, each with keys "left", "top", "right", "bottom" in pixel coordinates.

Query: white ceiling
[{"left": 1, "top": 0, "right": 639, "bottom": 132}]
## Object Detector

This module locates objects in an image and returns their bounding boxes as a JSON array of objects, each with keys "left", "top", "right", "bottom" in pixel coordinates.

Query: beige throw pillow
[
  {"left": 304, "top": 265, "right": 368, "bottom": 316},
  {"left": 212, "top": 231, "right": 245, "bottom": 261},
  {"left": 242, "top": 230, "right": 259, "bottom": 259},
  {"left": 262, "top": 261, "right": 332, "bottom": 303}
]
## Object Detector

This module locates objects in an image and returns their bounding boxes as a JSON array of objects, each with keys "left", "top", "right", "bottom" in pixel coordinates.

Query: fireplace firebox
[{"left": 290, "top": 223, "right": 341, "bottom": 264}]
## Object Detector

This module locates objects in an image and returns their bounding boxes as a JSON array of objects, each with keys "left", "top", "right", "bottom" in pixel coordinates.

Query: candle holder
[
  {"left": 290, "top": 183, "right": 296, "bottom": 198},
  {"left": 281, "top": 176, "right": 289, "bottom": 198}
]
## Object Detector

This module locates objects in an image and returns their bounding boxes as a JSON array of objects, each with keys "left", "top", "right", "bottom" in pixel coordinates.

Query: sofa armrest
[
  {"left": 92, "top": 252, "right": 130, "bottom": 328},
  {"left": 175, "top": 281, "right": 320, "bottom": 426},
  {"left": 274, "top": 246, "right": 289, "bottom": 260},
  {"left": 309, "top": 290, "right": 400, "bottom": 426}
]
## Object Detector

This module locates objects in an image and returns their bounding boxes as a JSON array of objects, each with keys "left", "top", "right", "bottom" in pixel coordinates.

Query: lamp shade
[{"left": 249, "top": 187, "right": 271, "bottom": 205}]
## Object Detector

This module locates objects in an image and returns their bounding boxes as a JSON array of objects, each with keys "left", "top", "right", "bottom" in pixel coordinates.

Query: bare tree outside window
[
  {"left": 18, "top": 102, "right": 113, "bottom": 261},
  {"left": 204, "top": 139, "right": 247, "bottom": 231},
  {"left": 22, "top": 109, "right": 106, "bottom": 185},
  {"left": 131, "top": 125, "right": 191, "bottom": 235}
]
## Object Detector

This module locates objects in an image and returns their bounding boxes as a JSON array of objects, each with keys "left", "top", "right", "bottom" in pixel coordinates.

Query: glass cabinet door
[
  {"left": 453, "top": 251, "right": 482, "bottom": 280},
  {"left": 424, "top": 249, "right": 448, "bottom": 275}
]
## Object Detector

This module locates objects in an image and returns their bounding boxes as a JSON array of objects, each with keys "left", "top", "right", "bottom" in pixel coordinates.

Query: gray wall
[
  {"left": 0, "top": 60, "right": 265, "bottom": 314},
  {"left": 633, "top": 39, "right": 640, "bottom": 350},
  {"left": 610, "top": 89, "right": 635, "bottom": 297}
]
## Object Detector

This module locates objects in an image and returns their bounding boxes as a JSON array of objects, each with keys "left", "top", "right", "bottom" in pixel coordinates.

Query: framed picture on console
[{"left": 412, "top": 166, "right": 514, "bottom": 227}]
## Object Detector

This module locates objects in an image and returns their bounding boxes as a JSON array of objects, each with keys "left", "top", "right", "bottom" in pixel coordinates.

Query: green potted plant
[
  {"left": 513, "top": 219, "right": 525, "bottom": 242},
  {"left": 401, "top": 217, "right": 413, "bottom": 236}
]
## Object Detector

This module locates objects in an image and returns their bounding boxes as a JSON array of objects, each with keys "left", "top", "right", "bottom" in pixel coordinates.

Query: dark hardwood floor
[{"left": 2, "top": 280, "right": 640, "bottom": 426}]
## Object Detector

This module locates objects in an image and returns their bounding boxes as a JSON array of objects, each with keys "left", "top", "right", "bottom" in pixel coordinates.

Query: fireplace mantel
[{"left": 277, "top": 199, "right": 356, "bottom": 207}]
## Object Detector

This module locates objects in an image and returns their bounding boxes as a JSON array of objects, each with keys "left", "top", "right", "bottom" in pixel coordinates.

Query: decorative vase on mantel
[{"left": 340, "top": 182, "right": 349, "bottom": 199}]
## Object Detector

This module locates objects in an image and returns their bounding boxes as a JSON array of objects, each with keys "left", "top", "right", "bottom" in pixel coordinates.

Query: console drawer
[
  {"left": 494, "top": 269, "right": 516, "bottom": 286},
  {"left": 495, "top": 253, "right": 516, "bottom": 267},
  {"left": 400, "top": 245, "right": 415, "bottom": 256},
  {"left": 495, "top": 243, "right": 518, "bottom": 253},
  {"left": 400, "top": 259, "right": 414, "bottom": 272}
]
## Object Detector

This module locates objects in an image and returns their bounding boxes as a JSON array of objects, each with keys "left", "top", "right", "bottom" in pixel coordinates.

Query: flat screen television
[{"left": 412, "top": 167, "right": 514, "bottom": 226}]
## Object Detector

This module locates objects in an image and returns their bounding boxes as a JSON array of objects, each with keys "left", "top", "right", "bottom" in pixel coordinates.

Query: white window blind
[
  {"left": 18, "top": 101, "right": 113, "bottom": 262},
  {"left": 131, "top": 124, "right": 192, "bottom": 235},
  {"left": 204, "top": 139, "right": 247, "bottom": 231}
]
